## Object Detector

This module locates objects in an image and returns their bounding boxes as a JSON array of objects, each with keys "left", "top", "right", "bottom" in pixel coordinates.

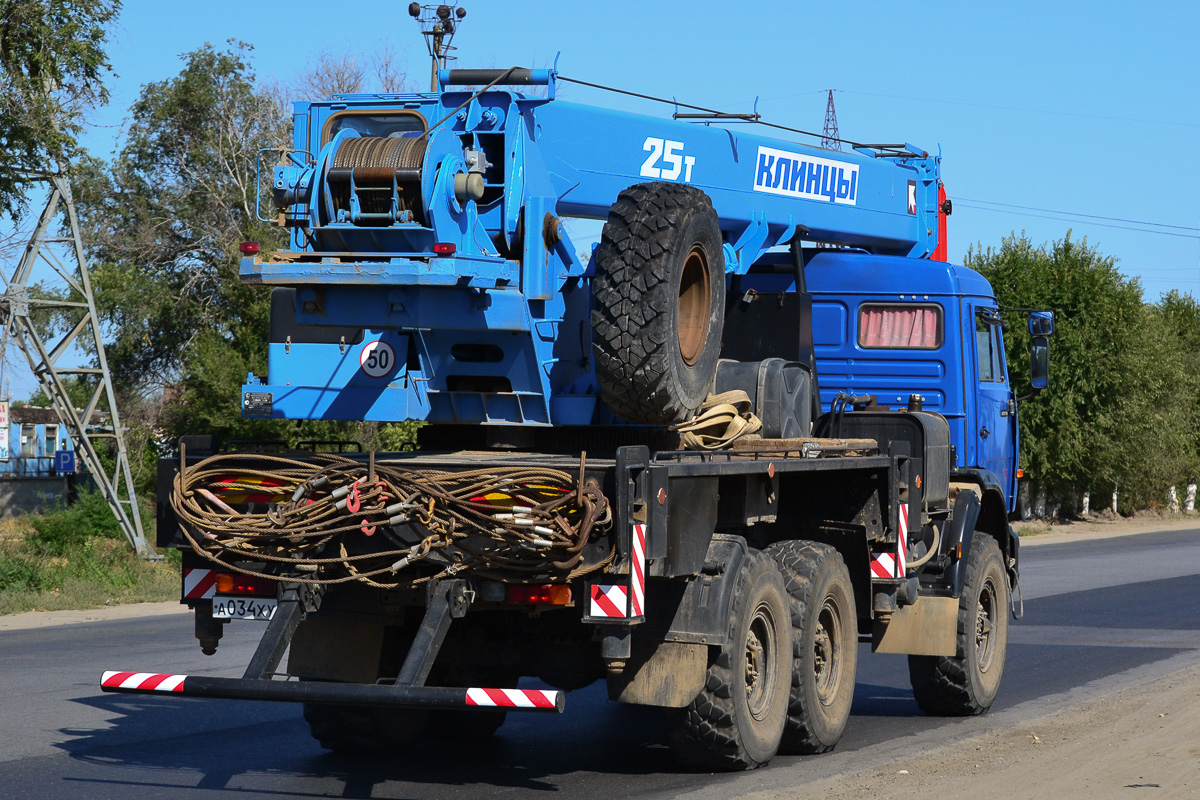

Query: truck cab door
[{"left": 970, "top": 305, "right": 1016, "bottom": 508}]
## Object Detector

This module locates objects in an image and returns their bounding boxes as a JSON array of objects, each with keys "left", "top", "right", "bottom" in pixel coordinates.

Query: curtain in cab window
[{"left": 858, "top": 304, "right": 942, "bottom": 349}]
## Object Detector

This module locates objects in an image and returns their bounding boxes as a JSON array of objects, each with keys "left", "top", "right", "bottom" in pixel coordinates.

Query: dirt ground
[
  {"left": 745, "top": 661, "right": 1200, "bottom": 800},
  {"left": 743, "top": 514, "right": 1200, "bottom": 800}
]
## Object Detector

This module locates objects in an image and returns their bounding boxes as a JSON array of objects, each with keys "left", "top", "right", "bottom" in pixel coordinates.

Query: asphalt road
[{"left": 2, "top": 527, "right": 1198, "bottom": 799}]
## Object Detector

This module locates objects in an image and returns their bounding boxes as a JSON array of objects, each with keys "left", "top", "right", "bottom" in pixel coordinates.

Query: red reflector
[
  {"left": 433, "top": 242, "right": 456, "bottom": 255},
  {"left": 214, "top": 573, "right": 275, "bottom": 596},
  {"left": 507, "top": 584, "right": 572, "bottom": 605},
  {"left": 239, "top": 241, "right": 261, "bottom": 255}
]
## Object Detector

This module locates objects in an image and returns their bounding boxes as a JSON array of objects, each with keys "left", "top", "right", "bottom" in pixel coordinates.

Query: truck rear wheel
[
  {"left": 591, "top": 182, "right": 725, "bottom": 424},
  {"left": 765, "top": 540, "right": 857, "bottom": 754},
  {"left": 667, "top": 549, "right": 791, "bottom": 770},
  {"left": 908, "top": 533, "right": 1008, "bottom": 715}
]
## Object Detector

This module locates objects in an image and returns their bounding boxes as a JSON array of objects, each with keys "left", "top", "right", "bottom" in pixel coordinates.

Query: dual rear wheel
[{"left": 668, "top": 544, "right": 858, "bottom": 770}]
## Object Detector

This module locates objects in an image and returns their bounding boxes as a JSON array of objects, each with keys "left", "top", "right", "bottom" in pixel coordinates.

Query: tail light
[
  {"left": 214, "top": 573, "right": 276, "bottom": 596},
  {"left": 239, "top": 241, "right": 261, "bottom": 255},
  {"left": 507, "top": 584, "right": 572, "bottom": 605},
  {"left": 433, "top": 242, "right": 456, "bottom": 255}
]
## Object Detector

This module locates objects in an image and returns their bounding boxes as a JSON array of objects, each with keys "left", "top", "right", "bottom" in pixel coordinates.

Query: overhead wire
[
  {"left": 956, "top": 198, "right": 1199, "bottom": 233},
  {"left": 954, "top": 202, "right": 1200, "bottom": 241},
  {"left": 557, "top": 75, "right": 868, "bottom": 150}
]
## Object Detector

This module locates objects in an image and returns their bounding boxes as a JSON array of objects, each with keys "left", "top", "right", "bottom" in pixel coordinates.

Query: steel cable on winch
[{"left": 171, "top": 451, "right": 612, "bottom": 589}]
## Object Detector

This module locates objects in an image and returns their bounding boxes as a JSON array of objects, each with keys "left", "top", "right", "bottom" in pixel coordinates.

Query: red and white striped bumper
[
  {"left": 99, "top": 670, "right": 565, "bottom": 713},
  {"left": 465, "top": 687, "right": 559, "bottom": 709},
  {"left": 102, "top": 671, "right": 187, "bottom": 692}
]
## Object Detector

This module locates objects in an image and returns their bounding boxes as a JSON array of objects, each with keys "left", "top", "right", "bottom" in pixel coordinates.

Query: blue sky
[{"left": 7, "top": 0, "right": 1198, "bottom": 398}]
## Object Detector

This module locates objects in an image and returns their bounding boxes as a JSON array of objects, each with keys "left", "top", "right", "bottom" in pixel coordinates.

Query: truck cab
[{"left": 804, "top": 251, "right": 1019, "bottom": 512}]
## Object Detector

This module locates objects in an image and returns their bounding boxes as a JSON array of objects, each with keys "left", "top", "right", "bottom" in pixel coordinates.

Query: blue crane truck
[{"left": 102, "top": 65, "right": 1053, "bottom": 770}]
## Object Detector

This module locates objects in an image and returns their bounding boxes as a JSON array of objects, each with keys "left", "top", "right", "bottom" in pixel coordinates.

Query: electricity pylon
[
  {"left": 0, "top": 171, "right": 152, "bottom": 557},
  {"left": 821, "top": 89, "right": 842, "bottom": 151}
]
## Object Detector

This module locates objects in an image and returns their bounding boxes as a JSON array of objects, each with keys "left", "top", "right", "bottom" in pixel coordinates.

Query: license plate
[{"left": 212, "top": 596, "right": 277, "bottom": 621}]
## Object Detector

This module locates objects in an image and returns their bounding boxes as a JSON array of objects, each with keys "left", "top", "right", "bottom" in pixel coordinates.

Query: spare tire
[{"left": 591, "top": 182, "right": 725, "bottom": 424}]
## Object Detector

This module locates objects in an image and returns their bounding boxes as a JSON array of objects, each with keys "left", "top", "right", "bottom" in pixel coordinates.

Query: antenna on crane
[
  {"left": 409, "top": 2, "right": 468, "bottom": 91},
  {"left": 0, "top": 171, "right": 153, "bottom": 558},
  {"left": 821, "top": 89, "right": 842, "bottom": 151}
]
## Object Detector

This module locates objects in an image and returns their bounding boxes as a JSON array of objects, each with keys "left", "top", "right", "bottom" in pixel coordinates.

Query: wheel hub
[
  {"left": 814, "top": 599, "right": 843, "bottom": 706},
  {"left": 677, "top": 246, "right": 710, "bottom": 367},
  {"left": 975, "top": 577, "right": 997, "bottom": 673},
  {"left": 745, "top": 601, "right": 778, "bottom": 721}
]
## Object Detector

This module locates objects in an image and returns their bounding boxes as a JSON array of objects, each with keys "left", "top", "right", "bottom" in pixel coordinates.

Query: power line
[
  {"left": 957, "top": 198, "right": 1198, "bottom": 232},
  {"left": 955, "top": 202, "right": 1200, "bottom": 240},
  {"left": 838, "top": 89, "right": 1200, "bottom": 129}
]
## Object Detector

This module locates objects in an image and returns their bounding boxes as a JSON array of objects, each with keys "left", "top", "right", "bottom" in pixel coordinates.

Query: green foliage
[
  {"left": 26, "top": 375, "right": 101, "bottom": 411},
  {"left": 0, "top": 550, "right": 45, "bottom": 593},
  {"left": 969, "top": 233, "right": 1200, "bottom": 512},
  {"left": 73, "top": 41, "right": 286, "bottom": 399},
  {"left": 26, "top": 488, "right": 124, "bottom": 555},
  {"left": 67, "top": 41, "right": 424, "bottom": 502},
  {"left": 0, "top": 0, "right": 120, "bottom": 216},
  {"left": 0, "top": 495, "right": 179, "bottom": 613}
]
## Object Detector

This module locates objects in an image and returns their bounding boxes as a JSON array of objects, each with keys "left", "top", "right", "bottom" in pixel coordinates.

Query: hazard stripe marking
[
  {"left": 630, "top": 523, "right": 646, "bottom": 617},
  {"left": 590, "top": 584, "right": 628, "bottom": 618},
  {"left": 101, "top": 671, "right": 187, "bottom": 692},
  {"left": 465, "top": 687, "right": 557, "bottom": 708},
  {"left": 183, "top": 569, "right": 217, "bottom": 599},
  {"left": 897, "top": 504, "right": 909, "bottom": 579},
  {"left": 870, "top": 553, "right": 896, "bottom": 579}
]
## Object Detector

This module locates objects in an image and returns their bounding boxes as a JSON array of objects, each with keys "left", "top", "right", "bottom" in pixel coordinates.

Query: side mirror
[
  {"left": 1029, "top": 311, "right": 1054, "bottom": 336},
  {"left": 1030, "top": 336, "right": 1049, "bottom": 390}
]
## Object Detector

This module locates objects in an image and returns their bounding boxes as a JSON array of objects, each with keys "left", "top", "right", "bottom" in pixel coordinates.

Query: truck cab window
[
  {"left": 975, "top": 312, "right": 1005, "bottom": 383},
  {"left": 858, "top": 303, "right": 943, "bottom": 349}
]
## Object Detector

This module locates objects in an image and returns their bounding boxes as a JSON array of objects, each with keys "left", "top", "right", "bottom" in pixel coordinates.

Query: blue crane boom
[{"left": 241, "top": 67, "right": 943, "bottom": 426}]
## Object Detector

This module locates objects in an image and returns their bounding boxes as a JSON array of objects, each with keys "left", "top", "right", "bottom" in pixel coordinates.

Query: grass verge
[{"left": 0, "top": 489, "right": 179, "bottom": 616}]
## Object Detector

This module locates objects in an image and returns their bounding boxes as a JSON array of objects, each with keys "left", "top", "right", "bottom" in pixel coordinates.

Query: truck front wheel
[
  {"left": 908, "top": 533, "right": 1009, "bottom": 715},
  {"left": 766, "top": 540, "right": 858, "bottom": 754},
  {"left": 667, "top": 549, "right": 791, "bottom": 770}
]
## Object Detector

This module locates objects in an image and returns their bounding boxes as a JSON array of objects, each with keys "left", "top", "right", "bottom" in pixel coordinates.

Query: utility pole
[
  {"left": 821, "top": 89, "right": 842, "bottom": 151},
  {"left": 408, "top": 3, "right": 468, "bottom": 91},
  {"left": 0, "top": 172, "right": 152, "bottom": 557}
]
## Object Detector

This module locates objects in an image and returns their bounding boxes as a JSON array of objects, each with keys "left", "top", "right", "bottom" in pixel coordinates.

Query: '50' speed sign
[{"left": 359, "top": 341, "right": 395, "bottom": 378}]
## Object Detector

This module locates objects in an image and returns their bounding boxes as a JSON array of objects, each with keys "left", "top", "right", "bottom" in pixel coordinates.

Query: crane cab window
[
  {"left": 321, "top": 111, "right": 427, "bottom": 146},
  {"left": 857, "top": 303, "right": 943, "bottom": 349},
  {"left": 976, "top": 311, "right": 1006, "bottom": 383}
]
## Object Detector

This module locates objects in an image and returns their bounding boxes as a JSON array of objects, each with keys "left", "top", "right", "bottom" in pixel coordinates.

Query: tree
[
  {"left": 71, "top": 42, "right": 418, "bottom": 494},
  {"left": 0, "top": 0, "right": 120, "bottom": 215},
  {"left": 298, "top": 46, "right": 408, "bottom": 99},
  {"left": 1154, "top": 290, "right": 1200, "bottom": 480},
  {"left": 969, "top": 233, "right": 1200, "bottom": 513},
  {"left": 26, "top": 375, "right": 98, "bottom": 410},
  {"left": 73, "top": 41, "right": 286, "bottom": 401}
]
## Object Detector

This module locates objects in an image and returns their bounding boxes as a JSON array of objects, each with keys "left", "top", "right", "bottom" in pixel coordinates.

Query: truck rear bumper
[{"left": 99, "top": 671, "right": 564, "bottom": 713}]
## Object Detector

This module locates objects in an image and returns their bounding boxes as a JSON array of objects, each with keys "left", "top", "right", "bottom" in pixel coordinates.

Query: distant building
[{"left": 0, "top": 403, "right": 77, "bottom": 478}]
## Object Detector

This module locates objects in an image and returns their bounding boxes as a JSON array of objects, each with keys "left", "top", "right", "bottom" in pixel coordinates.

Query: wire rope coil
[{"left": 172, "top": 451, "right": 612, "bottom": 589}]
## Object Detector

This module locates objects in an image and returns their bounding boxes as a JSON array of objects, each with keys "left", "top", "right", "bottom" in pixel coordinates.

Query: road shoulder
[
  {"left": 1019, "top": 514, "right": 1199, "bottom": 547},
  {"left": 0, "top": 600, "right": 186, "bottom": 632},
  {"left": 743, "top": 660, "right": 1200, "bottom": 800}
]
